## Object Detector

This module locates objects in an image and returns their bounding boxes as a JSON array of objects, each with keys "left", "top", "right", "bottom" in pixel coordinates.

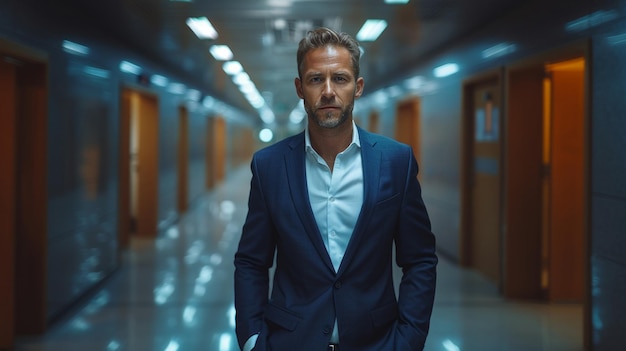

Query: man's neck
[{"left": 308, "top": 119, "right": 353, "bottom": 171}]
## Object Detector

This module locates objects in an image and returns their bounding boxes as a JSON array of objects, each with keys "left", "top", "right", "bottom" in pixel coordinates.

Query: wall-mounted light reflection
[
  {"left": 482, "top": 42, "right": 517, "bottom": 59},
  {"left": 70, "top": 317, "right": 90, "bottom": 331},
  {"left": 433, "top": 63, "right": 459, "bottom": 78},
  {"left": 186, "top": 89, "right": 201, "bottom": 101},
  {"left": 386, "top": 85, "right": 403, "bottom": 98},
  {"left": 63, "top": 40, "right": 90, "bottom": 55},
  {"left": 607, "top": 33, "right": 626, "bottom": 46},
  {"left": 119, "top": 60, "right": 141, "bottom": 74},
  {"left": 83, "top": 66, "right": 110, "bottom": 79},
  {"left": 565, "top": 9, "right": 619, "bottom": 32},
  {"left": 151, "top": 74, "right": 169, "bottom": 87},
  {"left": 167, "top": 82, "right": 186, "bottom": 95},
  {"left": 373, "top": 90, "right": 389, "bottom": 105}
]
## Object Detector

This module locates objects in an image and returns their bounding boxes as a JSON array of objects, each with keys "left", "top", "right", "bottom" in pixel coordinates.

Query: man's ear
[
  {"left": 295, "top": 77, "right": 304, "bottom": 99},
  {"left": 355, "top": 77, "right": 365, "bottom": 98}
]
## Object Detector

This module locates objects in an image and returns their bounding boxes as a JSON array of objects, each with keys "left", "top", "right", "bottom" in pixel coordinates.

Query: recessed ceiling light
[
  {"left": 222, "top": 61, "right": 243, "bottom": 75},
  {"left": 186, "top": 17, "right": 218, "bottom": 39},
  {"left": 433, "top": 63, "right": 459, "bottom": 78},
  {"left": 385, "top": 0, "right": 409, "bottom": 3},
  {"left": 209, "top": 45, "right": 233, "bottom": 61},
  {"left": 356, "top": 19, "right": 388, "bottom": 42},
  {"left": 62, "top": 40, "right": 89, "bottom": 55}
]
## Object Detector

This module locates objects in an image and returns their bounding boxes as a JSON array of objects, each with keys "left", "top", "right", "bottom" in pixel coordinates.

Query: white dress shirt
[{"left": 305, "top": 121, "right": 364, "bottom": 343}]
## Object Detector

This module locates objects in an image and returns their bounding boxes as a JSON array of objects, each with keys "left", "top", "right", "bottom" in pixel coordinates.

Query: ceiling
[{"left": 62, "top": 0, "right": 525, "bottom": 127}]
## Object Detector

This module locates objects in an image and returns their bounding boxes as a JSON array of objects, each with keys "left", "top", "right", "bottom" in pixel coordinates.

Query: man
[{"left": 234, "top": 27, "right": 437, "bottom": 351}]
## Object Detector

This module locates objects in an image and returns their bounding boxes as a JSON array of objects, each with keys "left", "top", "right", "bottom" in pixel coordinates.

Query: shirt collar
[{"left": 305, "top": 120, "right": 361, "bottom": 154}]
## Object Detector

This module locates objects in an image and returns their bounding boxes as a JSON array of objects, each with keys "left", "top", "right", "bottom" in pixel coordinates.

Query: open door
[
  {"left": 119, "top": 88, "right": 159, "bottom": 241},
  {"left": 0, "top": 40, "right": 48, "bottom": 346},
  {"left": 543, "top": 58, "right": 586, "bottom": 302},
  {"left": 504, "top": 53, "right": 587, "bottom": 302}
]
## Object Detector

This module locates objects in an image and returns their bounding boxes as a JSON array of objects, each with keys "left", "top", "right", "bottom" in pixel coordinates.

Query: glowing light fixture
[
  {"left": 83, "top": 66, "right": 110, "bottom": 79},
  {"left": 119, "top": 60, "right": 141, "bottom": 74},
  {"left": 209, "top": 45, "right": 233, "bottom": 61},
  {"left": 223, "top": 61, "right": 243, "bottom": 75},
  {"left": 150, "top": 74, "right": 169, "bottom": 87},
  {"left": 565, "top": 10, "right": 619, "bottom": 32},
  {"left": 433, "top": 63, "right": 459, "bottom": 78},
  {"left": 482, "top": 42, "right": 517, "bottom": 59},
  {"left": 356, "top": 19, "right": 388, "bottom": 41},
  {"left": 259, "top": 128, "right": 274, "bottom": 142},
  {"left": 186, "top": 17, "right": 218, "bottom": 39},
  {"left": 62, "top": 40, "right": 89, "bottom": 55},
  {"left": 385, "top": 0, "right": 409, "bottom": 3}
]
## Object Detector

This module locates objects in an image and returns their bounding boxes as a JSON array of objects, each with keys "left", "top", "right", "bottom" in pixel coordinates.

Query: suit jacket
[{"left": 234, "top": 126, "right": 437, "bottom": 351}]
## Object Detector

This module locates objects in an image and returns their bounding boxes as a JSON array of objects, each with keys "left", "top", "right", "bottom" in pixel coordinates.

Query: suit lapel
[
  {"left": 337, "top": 129, "right": 381, "bottom": 277},
  {"left": 284, "top": 133, "right": 335, "bottom": 273}
]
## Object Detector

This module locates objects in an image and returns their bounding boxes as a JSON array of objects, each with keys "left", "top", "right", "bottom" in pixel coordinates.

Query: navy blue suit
[{"left": 234, "top": 126, "right": 437, "bottom": 351}]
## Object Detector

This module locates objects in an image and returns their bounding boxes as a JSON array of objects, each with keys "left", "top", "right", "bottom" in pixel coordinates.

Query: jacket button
[
  {"left": 323, "top": 326, "right": 331, "bottom": 334},
  {"left": 334, "top": 281, "right": 342, "bottom": 289}
]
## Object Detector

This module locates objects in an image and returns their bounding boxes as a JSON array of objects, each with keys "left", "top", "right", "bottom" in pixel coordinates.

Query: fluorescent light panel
[
  {"left": 223, "top": 61, "right": 243, "bottom": 75},
  {"left": 62, "top": 40, "right": 89, "bottom": 55},
  {"left": 119, "top": 61, "right": 141, "bottom": 74},
  {"left": 186, "top": 17, "right": 218, "bottom": 39},
  {"left": 385, "top": 0, "right": 409, "bottom": 3},
  {"left": 356, "top": 19, "right": 388, "bottom": 41},
  {"left": 433, "top": 63, "right": 459, "bottom": 78},
  {"left": 150, "top": 74, "right": 169, "bottom": 87},
  {"left": 209, "top": 45, "right": 233, "bottom": 60}
]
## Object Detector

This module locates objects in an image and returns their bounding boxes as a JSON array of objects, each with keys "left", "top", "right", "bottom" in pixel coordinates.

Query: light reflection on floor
[{"left": 14, "top": 166, "right": 582, "bottom": 351}]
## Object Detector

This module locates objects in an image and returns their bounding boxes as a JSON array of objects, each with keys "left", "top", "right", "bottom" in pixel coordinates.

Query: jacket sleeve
[
  {"left": 234, "top": 156, "right": 277, "bottom": 350},
  {"left": 394, "top": 148, "right": 438, "bottom": 350}
]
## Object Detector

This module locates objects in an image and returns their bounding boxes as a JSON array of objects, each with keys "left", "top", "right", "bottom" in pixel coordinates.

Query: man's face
[{"left": 295, "top": 45, "right": 364, "bottom": 129}]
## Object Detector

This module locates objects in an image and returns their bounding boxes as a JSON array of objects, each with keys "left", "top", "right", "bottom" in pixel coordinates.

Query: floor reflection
[{"left": 14, "top": 166, "right": 582, "bottom": 351}]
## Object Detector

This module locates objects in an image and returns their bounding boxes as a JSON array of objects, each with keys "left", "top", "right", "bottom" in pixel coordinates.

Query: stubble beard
[{"left": 306, "top": 102, "right": 354, "bottom": 129}]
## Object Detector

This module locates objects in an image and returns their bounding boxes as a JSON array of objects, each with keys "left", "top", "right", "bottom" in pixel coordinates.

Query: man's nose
[{"left": 322, "top": 79, "right": 335, "bottom": 97}]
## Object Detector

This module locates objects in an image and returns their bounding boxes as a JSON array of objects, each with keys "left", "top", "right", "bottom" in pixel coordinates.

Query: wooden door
[
  {"left": 120, "top": 89, "right": 159, "bottom": 239},
  {"left": 0, "top": 53, "right": 17, "bottom": 350},
  {"left": 545, "top": 58, "right": 586, "bottom": 302},
  {"left": 468, "top": 79, "right": 502, "bottom": 284},
  {"left": 394, "top": 98, "right": 421, "bottom": 165},
  {"left": 177, "top": 106, "right": 189, "bottom": 213}
]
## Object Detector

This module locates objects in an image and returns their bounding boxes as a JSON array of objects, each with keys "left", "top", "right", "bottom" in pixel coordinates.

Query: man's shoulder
[
  {"left": 253, "top": 131, "right": 304, "bottom": 160},
  {"left": 359, "top": 127, "right": 411, "bottom": 153}
]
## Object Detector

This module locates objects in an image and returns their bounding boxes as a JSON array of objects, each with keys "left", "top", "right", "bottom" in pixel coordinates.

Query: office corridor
[{"left": 13, "top": 165, "right": 583, "bottom": 351}]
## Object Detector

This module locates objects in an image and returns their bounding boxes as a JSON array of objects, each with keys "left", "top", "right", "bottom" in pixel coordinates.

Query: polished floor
[{"left": 14, "top": 166, "right": 583, "bottom": 351}]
